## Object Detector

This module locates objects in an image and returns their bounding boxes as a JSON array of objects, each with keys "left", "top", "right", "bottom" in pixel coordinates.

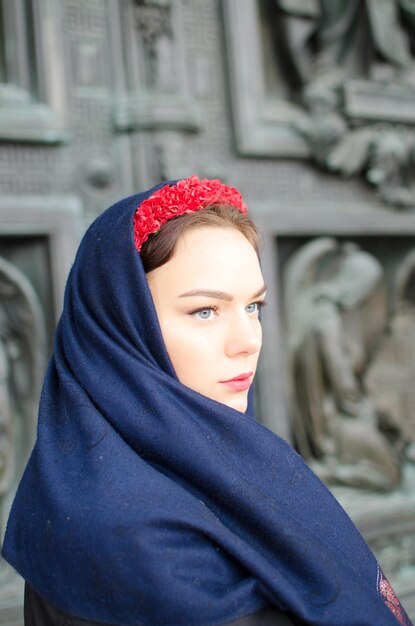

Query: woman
[{"left": 2, "top": 176, "right": 412, "bottom": 626}]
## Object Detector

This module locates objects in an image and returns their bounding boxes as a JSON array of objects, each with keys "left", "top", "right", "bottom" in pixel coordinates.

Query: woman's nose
[{"left": 225, "top": 314, "right": 262, "bottom": 357}]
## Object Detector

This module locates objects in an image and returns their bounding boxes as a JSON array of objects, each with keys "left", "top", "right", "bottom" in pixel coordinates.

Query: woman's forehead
[
  {"left": 148, "top": 226, "right": 263, "bottom": 296},
  {"left": 177, "top": 226, "right": 260, "bottom": 271},
  {"left": 179, "top": 226, "right": 256, "bottom": 259}
]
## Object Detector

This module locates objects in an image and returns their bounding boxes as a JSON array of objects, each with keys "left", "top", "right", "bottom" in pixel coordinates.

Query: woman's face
[{"left": 147, "top": 226, "right": 265, "bottom": 412}]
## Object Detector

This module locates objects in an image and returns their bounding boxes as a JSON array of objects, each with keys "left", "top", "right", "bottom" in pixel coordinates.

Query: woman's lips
[{"left": 219, "top": 372, "right": 253, "bottom": 392}]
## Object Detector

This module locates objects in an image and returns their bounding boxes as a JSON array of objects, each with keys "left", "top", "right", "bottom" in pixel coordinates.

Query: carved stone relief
[
  {"left": 134, "top": 0, "right": 173, "bottom": 88},
  {"left": 0, "top": 199, "right": 82, "bottom": 625},
  {"left": 110, "top": 0, "right": 202, "bottom": 188},
  {"left": 366, "top": 248, "right": 415, "bottom": 462},
  {"left": 269, "top": 0, "right": 415, "bottom": 208},
  {"left": 225, "top": 0, "right": 415, "bottom": 209},
  {"left": 284, "top": 237, "right": 415, "bottom": 491},
  {"left": 0, "top": 256, "right": 46, "bottom": 595}
]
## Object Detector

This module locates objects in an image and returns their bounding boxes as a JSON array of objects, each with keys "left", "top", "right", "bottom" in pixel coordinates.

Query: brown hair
[{"left": 140, "top": 204, "right": 260, "bottom": 273}]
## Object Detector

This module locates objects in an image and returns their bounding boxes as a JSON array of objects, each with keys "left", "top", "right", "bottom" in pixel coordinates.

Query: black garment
[{"left": 24, "top": 584, "right": 298, "bottom": 626}]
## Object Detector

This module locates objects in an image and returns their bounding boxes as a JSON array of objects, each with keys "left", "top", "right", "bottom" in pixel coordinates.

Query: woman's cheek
[{"left": 163, "top": 322, "right": 213, "bottom": 372}]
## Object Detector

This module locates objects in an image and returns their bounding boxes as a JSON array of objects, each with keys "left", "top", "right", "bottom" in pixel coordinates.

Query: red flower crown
[{"left": 133, "top": 175, "right": 248, "bottom": 252}]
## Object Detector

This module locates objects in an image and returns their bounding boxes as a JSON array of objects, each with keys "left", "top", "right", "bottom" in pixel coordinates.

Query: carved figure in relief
[
  {"left": 274, "top": 0, "right": 415, "bottom": 89},
  {"left": 366, "top": 247, "right": 415, "bottom": 464},
  {"left": 134, "top": 0, "right": 175, "bottom": 88},
  {"left": 0, "top": 257, "right": 45, "bottom": 575},
  {"left": 271, "top": 0, "right": 415, "bottom": 208},
  {"left": 285, "top": 238, "right": 403, "bottom": 491}
]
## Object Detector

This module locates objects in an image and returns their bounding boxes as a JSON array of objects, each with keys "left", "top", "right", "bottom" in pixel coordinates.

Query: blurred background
[{"left": 1, "top": 0, "right": 415, "bottom": 623}]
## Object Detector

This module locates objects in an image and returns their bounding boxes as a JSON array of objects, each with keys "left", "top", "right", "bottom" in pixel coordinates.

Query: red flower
[{"left": 133, "top": 175, "right": 247, "bottom": 252}]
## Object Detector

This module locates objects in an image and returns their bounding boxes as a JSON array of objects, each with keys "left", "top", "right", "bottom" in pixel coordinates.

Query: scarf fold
[{"left": 2, "top": 183, "right": 411, "bottom": 626}]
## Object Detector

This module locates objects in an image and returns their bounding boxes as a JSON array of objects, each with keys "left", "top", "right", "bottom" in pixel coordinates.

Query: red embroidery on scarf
[
  {"left": 133, "top": 175, "right": 248, "bottom": 252},
  {"left": 378, "top": 568, "right": 411, "bottom": 626}
]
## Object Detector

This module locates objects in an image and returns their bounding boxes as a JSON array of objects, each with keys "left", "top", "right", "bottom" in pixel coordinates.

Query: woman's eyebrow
[
  {"left": 179, "top": 289, "right": 232, "bottom": 301},
  {"left": 178, "top": 285, "right": 267, "bottom": 301},
  {"left": 252, "top": 284, "right": 267, "bottom": 298}
]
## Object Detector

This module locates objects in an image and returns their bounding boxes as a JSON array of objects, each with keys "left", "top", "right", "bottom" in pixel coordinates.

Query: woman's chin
[{"left": 221, "top": 395, "right": 248, "bottom": 413}]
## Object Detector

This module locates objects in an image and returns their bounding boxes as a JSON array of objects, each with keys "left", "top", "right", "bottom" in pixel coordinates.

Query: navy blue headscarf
[{"left": 2, "top": 181, "right": 412, "bottom": 626}]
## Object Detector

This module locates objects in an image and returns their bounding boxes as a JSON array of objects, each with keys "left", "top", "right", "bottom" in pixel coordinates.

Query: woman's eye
[
  {"left": 191, "top": 307, "right": 217, "bottom": 320},
  {"left": 246, "top": 302, "right": 259, "bottom": 314},
  {"left": 246, "top": 300, "right": 266, "bottom": 315}
]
